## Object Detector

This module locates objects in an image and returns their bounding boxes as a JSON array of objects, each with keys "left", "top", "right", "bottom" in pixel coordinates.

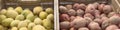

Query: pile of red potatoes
[{"left": 59, "top": 2, "right": 120, "bottom": 30}]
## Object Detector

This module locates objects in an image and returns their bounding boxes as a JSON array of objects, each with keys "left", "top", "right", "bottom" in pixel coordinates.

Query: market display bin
[
  {"left": 111, "top": 0, "right": 120, "bottom": 13},
  {"left": 0, "top": 0, "right": 55, "bottom": 30},
  {"left": 56, "top": 0, "right": 118, "bottom": 30}
]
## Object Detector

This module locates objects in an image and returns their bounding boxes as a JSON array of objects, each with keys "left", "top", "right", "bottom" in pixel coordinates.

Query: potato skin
[
  {"left": 76, "top": 9, "right": 84, "bottom": 17},
  {"left": 61, "top": 29, "right": 67, "bottom": 30},
  {"left": 105, "top": 25, "right": 119, "bottom": 30},
  {"left": 60, "top": 21, "right": 70, "bottom": 29},
  {"left": 101, "top": 16, "right": 109, "bottom": 23},
  {"left": 84, "top": 13, "right": 94, "bottom": 20},
  {"left": 67, "top": 9, "right": 76, "bottom": 16},
  {"left": 101, "top": 20, "right": 110, "bottom": 30},
  {"left": 70, "top": 27, "right": 76, "bottom": 30},
  {"left": 98, "top": 4, "right": 105, "bottom": 12},
  {"left": 73, "top": 3, "right": 80, "bottom": 10},
  {"left": 94, "top": 18, "right": 103, "bottom": 24},
  {"left": 79, "top": 4, "right": 86, "bottom": 10},
  {"left": 70, "top": 16, "right": 76, "bottom": 22},
  {"left": 70, "top": 17, "right": 87, "bottom": 29},
  {"left": 60, "top": 14, "right": 70, "bottom": 21},
  {"left": 103, "top": 5, "right": 112, "bottom": 14},
  {"left": 100, "top": 14, "right": 107, "bottom": 18},
  {"left": 85, "top": 4, "right": 96, "bottom": 15},
  {"left": 115, "top": 29, "right": 120, "bottom": 30},
  {"left": 84, "top": 17, "right": 92, "bottom": 25},
  {"left": 109, "top": 15, "right": 120, "bottom": 25},
  {"left": 108, "top": 12, "right": 116, "bottom": 18},
  {"left": 88, "top": 22, "right": 101, "bottom": 30},
  {"left": 118, "top": 24, "right": 120, "bottom": 28},
  {"left": 94, "top": 10, "right": 101, "bottom": 18},
  {"left": 93, "top": 2, "right": 99, "bottom": 9},
  {"left": 66, "top": 5, "right": 72, "bottom": 10},
  {"left": 78, "top": 27, "right": 89, "bottom": 30},
  {"left": 59, "top": 6, "right": 68, "bottom": 14}
]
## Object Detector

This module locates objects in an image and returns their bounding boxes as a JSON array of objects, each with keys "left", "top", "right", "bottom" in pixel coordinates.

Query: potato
[
  {"left": 101, "top": 20, "right": 111, "bottom": 30},
  {"left": 84, "top": 17, "right": 92, "bottom": 25},
  {"left": 61, "top": 29, "right": 67, "bottom": 30},
  {"left": 98, "top": 4, "right": 105, "bottom": 12},
  {"left": 76, "top": 9, "right": 84, "bottom": 17},
  {"left": 103, "top": 5, "right": 112, "bottom": 14},
  {"left": 60, "top": 14, "right": 70, "bottom": 21},
  {"left": 94, "top": 18, "right": 103, "bottom": 24},
  {"left": 118, "top": 24, "right": 120, "bottom": 28},
  {"left": 78, "top": 27, "right": 89, "bottom": 30},
  {"left": 94, "top": 10, "right": 101, "bottom": 18},
  {"left": 79, "top": 4, "right": 86, "bottom": 10},
  {"left": 84, "top": 13, "right": 94, "bottom": 20},
  {"left": 67, "top": 9, "right": 76, "bottom": 16},
  {"left": 115, "top": 29, "right": 120, "bottom": 30},
  {"left": 101, "top": 16, "right": 109, "bottom": 22},
  {"left": 70, "top": 27, "right": 76, "bottom": 30},
  {"left": 73, "top": 3, "right": 80, "bottom": 10},
  {"left": 88, "top": 22, "right": 101, "bottom": 30},
  {"left": 76, "top": 16, "right": 83, "bottom": 19},
  {"left": 100, "top": 14, "right": 107, "bottom": 18},
  {"left": 60, "top": 21, "right": 70, "bottom": 29},
  {"left": 66, "top": 5, "right": 72, "bottom": 10},
  {"left": 108, "top": 12, "right": 116, "bottom": 18},
  {"left": 105, "top": 25, "right": 119, "bottom": 30},
  {"left": 109, "top": 15, "right": 120, "bottom": 25},
  {"left": 85, "top": 4, "right": 96, "bottom": 15},
  {"left": 93, "top": 2, "right": 99, "bottom": 9},
  {"left": 59, "top": 6, "right": 68, "bottom": 13},
  {"left": 71, "top": 17, "right": 87, "bottom": 29},
  {"left": 70, "top": 16, "right": 76, "bottom": 22}
]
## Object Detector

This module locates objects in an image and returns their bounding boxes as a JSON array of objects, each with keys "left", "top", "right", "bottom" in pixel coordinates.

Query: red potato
[
  {"left": 109, "top": 15, "right": 120, "bottom": 25},
  {"left": 70, "top": 27, "right": 76, "bottom": 30},
  {"left": 88, "top": 22, "right": 101, "bottom": 30},
  {"left": 98, "top": 4, "right": 105, "bottom": 12},
  {"left": 70, "top": 16, "right": 76, "bottom": 22},
  {"left": 108, "top": 12, "right": 116, "bottom": 18},
  {"left": 79, "top": 4, "right": 86, "bottom": 10},
  {"left": 84, "top": 13, "right": 94, "bottom": 20},
  {"left": 94, "top": 10, "right": 101, "bottom": 15},
  {"left": 94, "top": 10, "right": 101, "bottom": 18},
  {"left": 94, "top": 18, "right": 103, "bottom": 24},
  {"left": 60, "top": 21, "right": 70, "bottom": 29},
  {"left": 60, "top": 14, "right": 70, "bottom": 21},
  {"left": 78, "top": 27, "right": 89, "bottom": 30},
  {"left": 67, "top": 9, "right": 76, "bottom": 16},
  {"left": 95, "top": 14, "right": 101, "bottom": 19},
  {"left": 59, "top": 6, "right": 68, "bottom": 14},
  {"left": 85, "top": 4, "right": 96, "bottom": 15},
  {"left": 76, "top": 9, "right": 84, "bottom": 17},
  {"left": 70, "top": 17, "right": 87, "bottom": 29},
  {"left": 101, "top": 16, "right": 109, "bottom": 22},
  {"left": 101, "top": 15, "right": 120, "bottom": 29},
  {"left": 61, "top": 29, "right": 67, "bottom": 30},
  {"left": 76, "top": 16, "right": 83, "bottom": 19},
  {"left": 118, "top": 24, "right": 120, "bottom": 28},
  {"left": 115, "top": 29, "right": 120, "bottom": 30},
  {"left": 103, "top": 5, "right": 112, "bottom": 14},
  {"left": 66, "top": 5, "right": 72, "bottom": 10},
  {"left": 100, "top": 14, "right": 107, "bottom": 18},
  {"left": 84, "top": 17, "right": 92, "bottom": 25},
  {"left": 105, "top": 25, "right": 119, "bottom": 30},
  {"left": 101, "top": 20, "right": 111, "bottom": 30},
  {"left": 73, "top": 3, "right": 80, "bottom": 10},
  {"left": 93, "top": 2, "right": 100, "bottom": 9}
]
